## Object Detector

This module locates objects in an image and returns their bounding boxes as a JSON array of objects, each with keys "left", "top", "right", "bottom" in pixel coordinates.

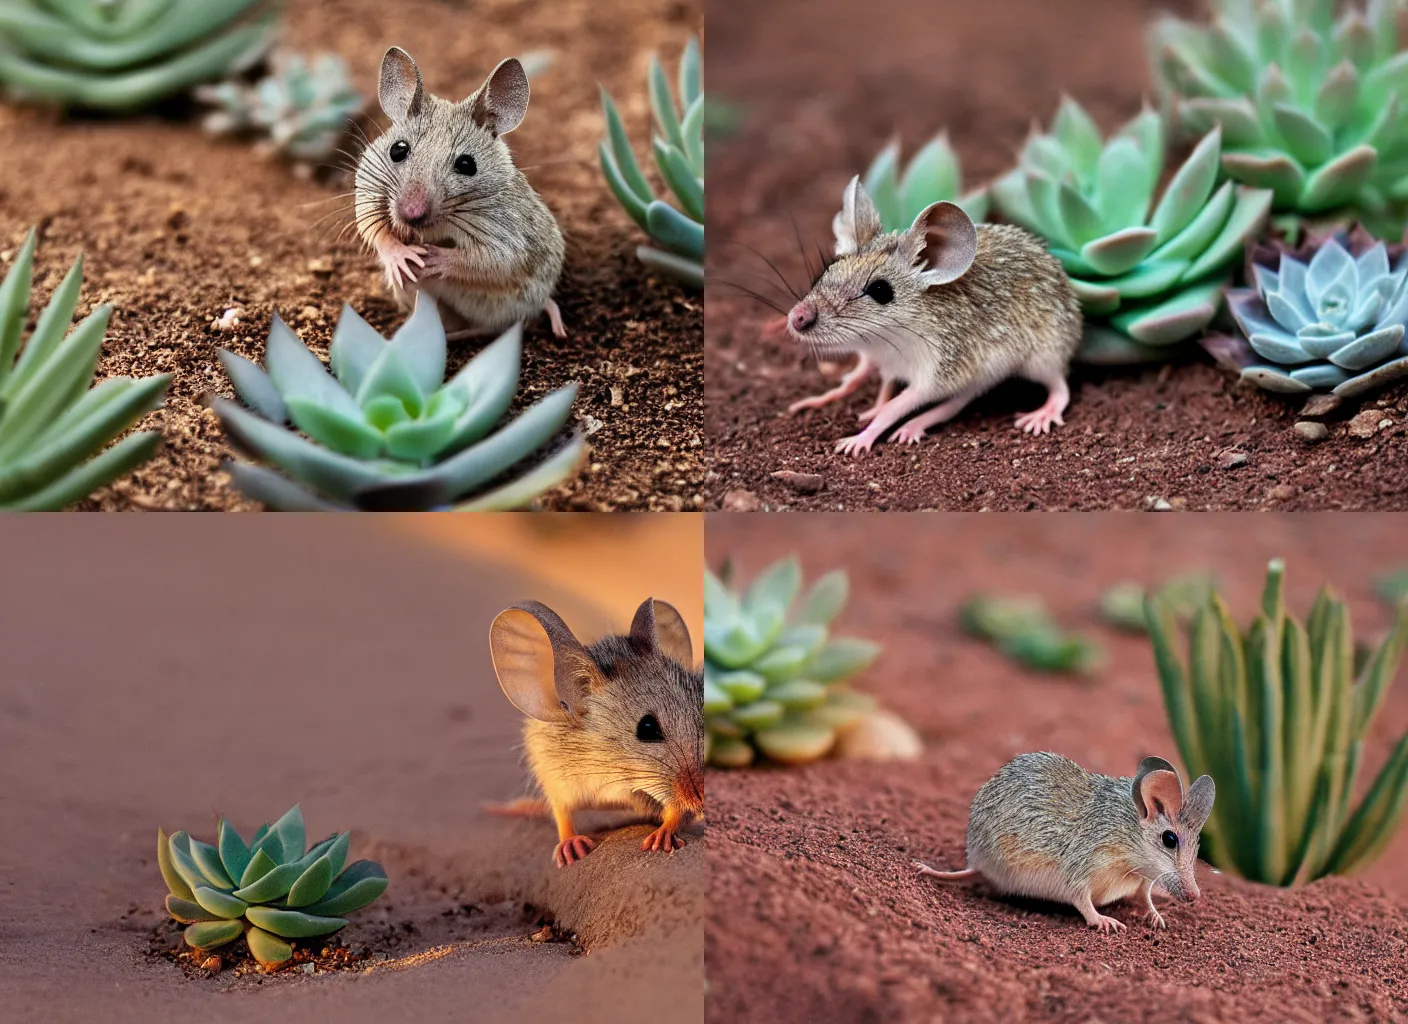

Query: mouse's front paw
[
  {"left": 891, "top": 422, "right": 928, "bottom": 445},
  {"left": 1145, "top": 908, "right": 1167, "bottom": 930},
  {"left": 553, "top": 834, "right": 596, "bottom": 868},
  {"left": 415, "top": 244, "right": 459, "bottom": 280},
  {"left": 377, "top": 238, "right": 426, "bottom": 290},
  {"left": 1090, "top": 913, "right": 1127, "bottom": 934},
  {"left": 642, "top": 824, "right": 685, "bottom": 854},
  {"left": 835, "top": 433, "right": 876, "bottom": 456}
]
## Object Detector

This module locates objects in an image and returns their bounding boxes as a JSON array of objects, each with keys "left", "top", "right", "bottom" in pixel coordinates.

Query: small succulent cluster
[
  {"left": 1149, "top": 559, "right": 1408, "bottom": 884},
  {"left": 992, "top": 100, "right": 1273, "bottom": 364},
  {"left": 196, "top": 51, "right": 363, "bottom": 162},
  {"left": 1151, "top": 0, "right": 1408, "bottom": 236},
  {"left": 212, "top": 297, "right": 584, "bottom": 511},
  {"left": 158, "top": 805, "right": 388, "bottom": 969},
  {"left": 1099, "top": 572, "right": 1217, "bottom": 633},
  {"left": 858, "top": 135, "right": 989, "bottom": 231},
  {"left": 0, "top": 0, "right": 281, "bottom": 110},
  {"left": 705, "top": 556, "right": 918, "bottom": 767},
  {"left": 600, "top": 36, "right": 703, "bottom": 289},
  {"left": 0, "top": 229, "right": 169, "bottom": 510},
  {"left": 961, "top": 594, "right": 1105, "bottom": 675},
  {"left": 1206, "top": 227, "right": 1408, "bottom": 397}
]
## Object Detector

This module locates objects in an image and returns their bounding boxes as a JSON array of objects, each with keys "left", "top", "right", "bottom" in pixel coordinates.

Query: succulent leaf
[
  {"left": 302, "top": 860, "right": 390, "bottom": 917},
  {"left": 214, "top": 302, "right": 581, "bottom": 510},
  {"left": 285, "top": 855, "right": 334, "bottom": 908},
  {"left": 245, "top": 926, "right": 292, "bottom": 966},
  {"left": 192, "top": 886, "right": 248, "bottom": 919},
  {"left": 157, "top": 828, "right": 194, "bottom": 902},
  {"left": 599, "top": 37, "right": 703, "bottom": 287},
  {"left": 166, "top": 894, "right": 219, "bottom": 924},
  {"left": 184, "top": 920, "right": 244, "bottom": 951}
]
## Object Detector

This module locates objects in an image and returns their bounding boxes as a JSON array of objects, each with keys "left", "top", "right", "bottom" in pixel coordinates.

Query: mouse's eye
[
  {"left": 1161, "top": 830, "right": 1178, "bottom": 850},
  {"left": 863, "top": 279, "right": 893, "bottom": 304},
  {"left": 636, "top": 714, "right": 664, "bottom": 743},
  {"left": 389, "top": 140, "right": 410, "bottom": 162},
  {"left": 454, "top": 154, "right": 477, "bottom": 176}
]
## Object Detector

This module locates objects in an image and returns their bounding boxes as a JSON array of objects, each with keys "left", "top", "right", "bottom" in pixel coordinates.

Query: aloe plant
[
  {"left": 991, "top": 98, "right": 1273, "bottom": 364},
  {"left": 159, "top": 805, "right": 388, "bottom": 969},
  {"left": 599, "top": 36, "right": 703, "bottom": 289},
  {"left": 212, "top": 297, "right": 584, "bottom": 511},
  {"left": 197, "top": 50, "right": 363, "bottom": 161},
  {"left": 858, "top": 134, "right": 989, "bottom": 231},
  {"left": 706, "top": 556, "right": 911, "bottom": 767},
  {"left": 1148, "top": 559, "right": 1408, "bottom": 884},
  {"left": 0, "top": 0, "right": 281, "bottom": 111},
  {"left": 1207, "top": 228, "right": 1408, "bottom": 397},
  {"left": 1150, "top": 0, "right": 1408, "bottom": 236},
  {"left": 0, "top": 229, "right": 170, "bottom": 509}
]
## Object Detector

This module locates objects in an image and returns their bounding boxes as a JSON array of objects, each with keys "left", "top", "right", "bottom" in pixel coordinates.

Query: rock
[
  {"left": 530, "top": 925, "right": 555, "bottom": 943},
  {"left": 1300, "top": 394, "right": 1342, "bottom": 418},
  {"left": 306, "top": 257, "right": 334, "bottom": 275},
  {"left": 1293, "top": 421, "right": 1329, "bottom": 442},
  {"left": 1219, "top": 451, "right": 1248, "bottom": 469},
  {"left": 1347, "top": 409, "right": 1384, "bottom": 438},
  {"left": 722, "top": 489, "right": 761, "bottom": 512},
  {"left": 833, "top": 710, "right": 923, "bottom": 762},
  {"left": 770, "top": 470, "right": 823, "bottom": 494},
  {"left": 1268, "top": 484, "right": 1295, "bottom": 501}
]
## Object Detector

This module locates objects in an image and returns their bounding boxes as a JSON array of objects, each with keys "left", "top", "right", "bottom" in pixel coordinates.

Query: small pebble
[
  {"left": 1219, "top": 451, "right": 1248, "bottom": 469},
  {"left": 200, "top": 955, "right": 222, "bottom": 974},
  {"left": 1347, "top": 409, "right": 1385, "bottom": 438},
  {"left": 770, "top": 470, "right": 823, "bottom": 494},
  {"left": 1300, "top": 394, "right": 1341, "bottom": 418},
  {"left": 1269, "top": 484, "right": 1296, "bottom": 501},
  {"left": 722, "top": 488, "right": 760, "bottom": 512},
  {"left": 300, "top": 962, "right": 315, "bottom": 975},
  {"left": 530, "top": 925, "right": 554, "bottom": 943},
  {"left": 1294, "top": 421, "right": 1329, "bottom": 443}
]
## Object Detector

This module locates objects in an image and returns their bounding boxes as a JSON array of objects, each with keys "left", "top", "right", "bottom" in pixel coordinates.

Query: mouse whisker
[{"left": 714, "top": 279, "right": 788, "bottom": 316}]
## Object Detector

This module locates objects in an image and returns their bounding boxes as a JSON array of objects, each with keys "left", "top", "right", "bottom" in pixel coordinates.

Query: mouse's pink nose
[
  {"left": 788, "top": 301, "right": 818, "bottom": 334},
  {"left": 396, "top": 186, "right": 431, "bottom": 226}
]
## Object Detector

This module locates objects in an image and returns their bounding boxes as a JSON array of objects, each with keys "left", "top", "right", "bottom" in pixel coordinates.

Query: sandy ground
[
  {"left": 0, "top": 517, "right": 702, "bottom": 1023},
  {"left": 705, "top": 513, "right": 1408, "bottom": 1023},
  {"left": 0, "top": 0, "right": 703, "bottom": 511},
  {"left": 704, "top": 0, "right": 1408, "bottom": 511}
]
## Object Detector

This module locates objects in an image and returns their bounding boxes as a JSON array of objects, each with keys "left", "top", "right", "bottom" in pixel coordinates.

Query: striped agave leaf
[{"left": 1147, "top": 559, "right": 1408, "bottom": 885}]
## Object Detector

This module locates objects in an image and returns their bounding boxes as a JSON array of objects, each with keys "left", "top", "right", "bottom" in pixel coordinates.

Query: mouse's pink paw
[
  {"left": 378, "top": 237, "right": 426, "bottom": 290},
  {"left": 641, "top": 825, "right": 685, "bottom": 854},
  {"left": 553, "top": 834, "right": 596, "bottom": 868},
  {"left": 1014, "top": 406, "right": 1065, "bottom": 435},
  {"left": 1089, "top": 913, "right": 1126, "bottom": 934},
  {"left": 891, "top": 422, "right": 928, "bottom": 445},
  {"left": 1145, "top": 908, "right": 1167, "bottom": 930},
  {"left": 835, "top": 433, "right": 876, "bottom": 456}
]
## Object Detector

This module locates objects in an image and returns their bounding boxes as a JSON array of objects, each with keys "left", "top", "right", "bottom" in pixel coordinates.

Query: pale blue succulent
[
  {"left": 197, "top": 51, "right": 363, "bottom": 161},
  {"left": 1227, "top": 236, "right": 1408, "bottom": 396}
]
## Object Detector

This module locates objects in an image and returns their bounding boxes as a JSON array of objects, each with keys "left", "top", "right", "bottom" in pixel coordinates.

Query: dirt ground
[
  {"left": 0, "top": 0, "right": 702, "bottom": 511},
  {"left": 705, "top": 513, "right": 1408, "bottom": 1023},
  {"left": 704, "top": 0, "right": 1408, "bottom": 511},
  {"left": 0, "top": 518, "right": 702, "bottom": 1023}
]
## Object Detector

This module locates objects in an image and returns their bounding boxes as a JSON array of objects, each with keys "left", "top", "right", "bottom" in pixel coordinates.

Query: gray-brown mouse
[
  {"left": 489, "top": 597, "right": 704, "bottom": 868},
  {"left": 914, "top": 752, "right": 1215, "bottom": 932},
  {"left": 355, "top": 47, "right": 567, "bottom": 340},
  {"left": 785, "top": 177, "right": 1083, "bottom": 454}
]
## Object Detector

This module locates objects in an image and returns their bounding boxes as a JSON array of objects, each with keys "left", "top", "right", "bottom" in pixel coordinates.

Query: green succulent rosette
[
  {"left": 212, "top": 297, "right": 585, "bottom": 511},
  {"left": 158, "top": 805, "right": 388, "bottom": 969},
  {"left": 1151, "top": 0, "right": 1408, "bottom": 236},
  {"left": 992, "top": 98, "right": 1273, "bottom": 364},
  {"left": 0, "top": 0, "right": 282, "bottom": 111},
  {"left": 599, "top": 36, "right": 703, "bottom": 289},
  {"left": 705, "top": 555, "right": 887, "bottom": 767},
  {"left": 858, "top": 133, "right": 989, "bottom": 231}
]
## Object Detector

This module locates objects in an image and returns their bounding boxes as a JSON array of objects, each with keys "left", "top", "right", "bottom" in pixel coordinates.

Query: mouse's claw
[
  {"left": 1144, "top": 908, "right": 1167, "bottom": 930},
  {"left": 1090, "top": 913, "right": 1127, "bottom": 934},
  {"left": 553, "top": 834, "right": 596, "bottom": 868},
  {"left": 834, "top": 433, "right": 877, "bottom": 456},
  {"left": 642, "top": 824, "right": 685, "bottom": 854},
  {"left": 376, "top": 237, "right": 427, "bottom": 290}
]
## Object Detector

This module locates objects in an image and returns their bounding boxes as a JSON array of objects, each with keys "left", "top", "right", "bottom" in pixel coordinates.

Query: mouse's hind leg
[
  {"left": 890, "top": 382, "right": 984, "bottom": 444},
  {"left": 1014, "top": 364, "right": 1070, "bottom": 435}
]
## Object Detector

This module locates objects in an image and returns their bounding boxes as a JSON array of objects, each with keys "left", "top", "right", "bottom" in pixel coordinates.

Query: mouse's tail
[
  {"left": 912, "top": 861, "right": 981, "bottom": 884},
  {"left": 484, "top": 797, "right": 551, "bottom": 818}
]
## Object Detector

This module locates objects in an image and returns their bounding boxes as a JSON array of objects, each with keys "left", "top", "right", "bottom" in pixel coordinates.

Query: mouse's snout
[
  {"left": 395, "top": 182, "right": 433, "bottom": 228},
  {"left": 788, "top": 300, "right": 818, "bottom": 335}
]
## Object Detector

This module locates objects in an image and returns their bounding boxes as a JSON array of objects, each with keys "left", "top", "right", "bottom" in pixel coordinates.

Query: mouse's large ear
[
  {"left": 1132, "top": 755, "right": 1183, "bottom": 823},
  {"left": 379, "top": 47, "right": 425, "bottom": 121},
  {"left": 489, "top": 602, "right": 598, "bottom": 722},
  {"left": 1181, "top": 775, "right": 1216, "bottom": 832},
  {"left": 910, "top": 201, "right": 978, "bottom": 287},
  {"left": 468, "top": 57, "right": 530, "bottom": 136},
  {"left": 629, "top": 598, "right": 693, "bottom": 667},
  {"left": 832, "top": 176, "right": 883, "bottom": 257}
]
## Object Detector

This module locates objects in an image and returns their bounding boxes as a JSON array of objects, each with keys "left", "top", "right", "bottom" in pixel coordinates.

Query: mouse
[
  {"left": 784, "top": 177, "right": 1083, "bottom": 455},
  {"left": 489, "top": 597, "right": 705, "bottom": 868},
  {"left": 355, "top": 47, "right": 567, "bottom": 340},
  {"left": 913, "top": 752, "right": 1214, "bottom": 932}
]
